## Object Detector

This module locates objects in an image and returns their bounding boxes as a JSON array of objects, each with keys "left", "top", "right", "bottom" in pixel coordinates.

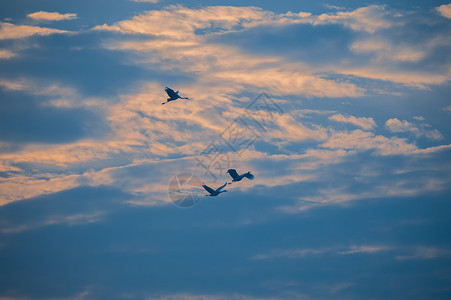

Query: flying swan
[
  {"left": 162, "top": 87, "right": 189, "bottom": 105},
  {"left": 226, "top": 169, "right": 254, "bottom": 183},
  {"left": 202, "top": 182, "right": 228, "bottom": 196}
]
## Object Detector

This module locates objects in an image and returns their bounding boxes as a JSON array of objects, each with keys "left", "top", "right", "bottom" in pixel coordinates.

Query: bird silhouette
[
  {"left": 226, "top": 169, "right": 254, "bottom": 184},
  {"left": 162, "top": 87, "right": 189, "bottom": 105},
  {"left": 202, "top": 182, "right": 227, "bottom": 196}
]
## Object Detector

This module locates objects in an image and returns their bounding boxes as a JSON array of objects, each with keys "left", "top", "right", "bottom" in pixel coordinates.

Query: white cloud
[
  {"left": 0, "top": 21, "right": 69, "bottom": 40},
  {"left": 385, "top": 118, "right": 443, "bottom": 140},
  {"left": 329, "top": 114, "right": 376, "bottom": 130},
  {"left": 437, "top": 3, "right": 451, "bottom": 19},
  {"left": 27, "top": 11, "right": 78, "bottom": 21}
]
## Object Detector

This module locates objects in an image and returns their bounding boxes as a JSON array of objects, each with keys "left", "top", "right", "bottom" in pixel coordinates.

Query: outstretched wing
[
  {"left": 227, "top": 169, "right": 239, "bottom": 180},
  {"left": 215, "top": 182, "right": 227, "bottom": 192},
  {"left": 202, "top": 184, "right": 215, "bottom": 194},
  {"left": 165, "top": 87, "right": 178, "bottom": 98},
  {"left": 244, "top": 172, "right": 254, "bottom": 180}
]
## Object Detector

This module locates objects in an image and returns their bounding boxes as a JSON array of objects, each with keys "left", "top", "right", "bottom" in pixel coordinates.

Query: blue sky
[{"left": 1, "top": 0, "right": 451, "bottom": 299}]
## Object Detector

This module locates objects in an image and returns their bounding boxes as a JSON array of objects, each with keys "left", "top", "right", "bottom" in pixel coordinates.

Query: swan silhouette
[
  {"left": 226, "top": 169, "right": 254, "bottom": 183},
  {"left": 162, "top": 87, "right": 189, "bottom": 105},
  {"left": 202, "top": 182, "right": 227, "bottom": 196}
]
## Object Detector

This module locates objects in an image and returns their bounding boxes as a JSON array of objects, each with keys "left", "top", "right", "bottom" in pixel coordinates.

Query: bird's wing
[
  {"left": 216, "top": 182, "right": 227, "bottom": 192},
  {"left": 244, "top": 172, "right": 254, "bottom": 180},
  {"left": 165, "top": 87, "right": 177, "bottom": 98},
  {"left": 202, "top": 184, "right": 215, "bottom": 194},
  {"left": 227, "top": 169, "right": 239, "bottom": 180}
]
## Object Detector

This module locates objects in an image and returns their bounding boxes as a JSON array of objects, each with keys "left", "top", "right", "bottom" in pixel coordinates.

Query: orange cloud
[
  {"left": 27, "top": 11, "right": 78, "bottom": 21},
  {"left": 0, "top": 21, "right": 69, "bottom": 40},
  {"left": 329, "top": 114, "right": 376, "bottom": 130},
  {"left": 437, "top": 3, "right": 451, "bottom": 19}
]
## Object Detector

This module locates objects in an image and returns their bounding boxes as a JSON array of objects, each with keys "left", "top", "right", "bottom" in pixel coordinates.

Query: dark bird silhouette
[
  {"left": 227, "top": 169, "right": 254, "bottom": 183},
  {"left": 202, "top": 182, "right": 227, "bottom": 196},
  {"left": 162, "top": 87, "right": 189, "bottom": 105}
]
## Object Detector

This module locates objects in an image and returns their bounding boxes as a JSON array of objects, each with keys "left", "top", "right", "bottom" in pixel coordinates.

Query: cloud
[
  {"left": 437, "top": 3, "right": 451, "bottom": 19},
  {"left": 27, "top": 11, "right": 78, "bottom": 21},
  {"left": 96, "top": 6, "right": 365, "bottom": 98},
  {"left": 350, "top": 38, "right": 425, "bottom": 62},
  {"left": 339, "top": 245, "right": 391, "bottom": 255},
  {"left": 413, "top": 116, "right": 425, "bottom": 121},
  {"left": 1, "top": 4, "right": 450, "bottom": 212},
  {"left": 132, "top": 0, "right": 160, "bottom": 3},
  {"left": 253, "top": 244, "right": 392, "bottom": 260},
  {"left": 94, "top": 4, "right": 451, "bottom": 93},
  {"left": 93, "top": 5, "right": 271, "bottom": 38},
  {"left": 0, "top": 211, "right": 105, "bottom": 234},
  {"left": 0, "top": 49, "right": 16, "bottom": 59},
  {"left": 329, "top": 113, "right": 376, "bottom": 130},
  {"left": 0, "top": 21, "right": 69, "bottom": 40},
  {"left": 0, "top": 78, "right": 78, "bottom": 98},
  {"left": 385, "top": 118, "right": 443, "bottom": 140},
  {"left": 252, "top": 248, "right": 329, "bottom": 260},
  {"left": 314, "top": 5, "right": 392, "bottom": 33},
  {"left": 322, "top": 129, "right": 418, "bottom": 155},
  {"left": 92, "top": 5, "right": 393, "bottom": 38},
  {"left": 396, "top": 246, "right": 451, "bottom": 260},
  {"left": 146, "top": 293, "right": 287, "bottom": 300}
]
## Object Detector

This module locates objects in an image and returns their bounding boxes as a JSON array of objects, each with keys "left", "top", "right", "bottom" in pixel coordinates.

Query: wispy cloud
[
  {"left": 350, "top": 38, "right": 425, "bottom": 62},
  {"left": 95, "top": 6, "right": 365, "bottom": 98},
  {"left": 0, "top": 49, "right": 16, "bottom": 59},
  {"left": 385, "top": 118, "right": 443, "bottom": 140},
  {"left": 339, "top": 245, "right": 391, "bottom": 255},
  {"left": 0, "top": 211, "right": 105, "bottom": 234},
  {"left": 329, "top": 113, "right": 376, "bottom": 130},
  {"left": 27, "top": 11, "right": 78, "bottom": 21},
  {"left": 396, "top": 246, "right": 451, "bottom": 260},
  {"left": 322, "top": 129, "right": 418, "bottom": 155},
  {"left": 253, "top": 245, "right": 392, "bottom": 260},
  {"left": 0, "top": 21, "right": 69, "bottom": 40},
  {"left": 146, "top": 293, "right": 287, "bottom": 300},
  {"left": 314, "top": 5, "right": 392, "bottom": 33},
  {"left": 132, "top": 0, "right": 160, "bottom": 3}
]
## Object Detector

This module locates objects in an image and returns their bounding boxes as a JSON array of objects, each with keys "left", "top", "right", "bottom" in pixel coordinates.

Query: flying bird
[
  {"left": 226, "top": 169, "right": 254, "bottom": 183},
  {"left": 162, "top": 87, "right": 189, "bottom": 105},
  {"left": 202, "top": 182, "right": 228, "bottom": 196}
]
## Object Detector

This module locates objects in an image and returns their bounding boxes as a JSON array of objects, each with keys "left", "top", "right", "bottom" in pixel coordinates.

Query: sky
[{"left": 1, "top": 0, "right": 451, "bottom": 299}]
